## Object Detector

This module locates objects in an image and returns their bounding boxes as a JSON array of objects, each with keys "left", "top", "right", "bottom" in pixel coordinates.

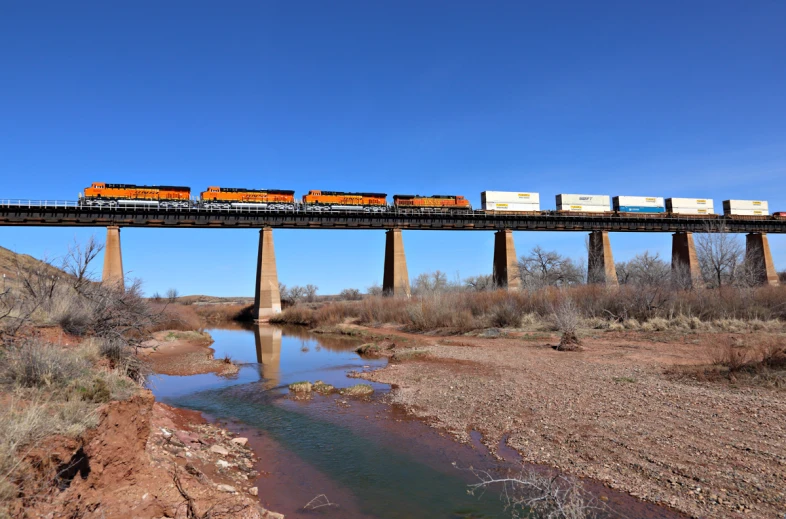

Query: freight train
[{"left": 78, "top": 183, "right": 782, "bottom": 219}]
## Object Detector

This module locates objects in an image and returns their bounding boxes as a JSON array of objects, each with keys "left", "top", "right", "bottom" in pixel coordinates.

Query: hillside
[{"left": 0, "top": 245, "right": 68, "bottom": 289}]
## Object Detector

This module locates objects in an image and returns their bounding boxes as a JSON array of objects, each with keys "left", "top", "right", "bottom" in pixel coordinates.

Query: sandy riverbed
[
  {"left": 352, "top": 326, "right": 786, "bottom": 519},
  {"left": 140, "top": 330, "right": 240, "bottom": 376}
]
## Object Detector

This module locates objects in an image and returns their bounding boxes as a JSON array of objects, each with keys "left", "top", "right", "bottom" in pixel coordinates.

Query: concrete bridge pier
[
  {"left": 672, "top": 232, "right": 702, "bottom": 288},
  {"left": 745, "top": 233, "right": 780, "bottom": 286},
  {"left": 383, "top": 228, "right": 410, "bottom": 297},
  {"left": 102, "top": 226, "right": 124, "bottom": 289},
  {"left": 587, "top": 231, "right": 618, "bottom": 285},
  {"left": 493, "top": 229, "right": 521, "bottom": 290},
  {"left": 253, "top": 227, "right": 282, "bottom": 319}
]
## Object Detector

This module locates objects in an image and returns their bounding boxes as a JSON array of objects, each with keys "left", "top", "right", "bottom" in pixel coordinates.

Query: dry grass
[
  {"left": 340, "top": 383, "right": 374, "bottom": 397},
  {"left": 668, "top": 335, "right": 786, "bottom": 388},
  {"left": 0, "top": 341, "right": 90, "bottom": 388},
  {"left": 269, "top": 285, "right": 786, "bottom": 335},
  {"left": 147, "top": 303, "right": 204, "bottom": 332},
  {"left": 288, "top": 381, "right": 312, "bottom": 393},
  {"left": 192, "top": 303, "right": 255, "bottom": 323}
]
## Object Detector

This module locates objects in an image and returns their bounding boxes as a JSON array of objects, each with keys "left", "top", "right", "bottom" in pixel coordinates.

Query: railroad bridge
[{"left": 0, "top": 201, "right": 782, "bottom": 318}]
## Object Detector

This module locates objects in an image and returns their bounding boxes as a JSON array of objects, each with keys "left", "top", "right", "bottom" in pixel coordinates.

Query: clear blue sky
[{"left": 1, "top": 1, "right": 784, "bottom": 296}]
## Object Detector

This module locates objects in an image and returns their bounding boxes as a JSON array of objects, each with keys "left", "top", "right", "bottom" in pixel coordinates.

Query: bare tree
[
  {"left": 519, "top": 247, "right": 584, "bottom": 289},
  {"left": 166, "top": 288, "right": 179, "bottom": 303},
  {"left": 464, "top": 274, "right": 494, "bottom": 291},
  {"left": 62, "top": 235, "right": 104, "bottom": 292},
  {"left": 339, "top": 288, "right": 362, "bottom": 301},
  {"left": 366, "top": 283, "right": 383, "bottom": 296},
  {"left": 304, "top": 284, "right": 319, "bottom": 302},
  {"left": 695, "top": 222, "right": 744, "bottom": 288},
  {"left": 412, "top": 270, "right": 451, "bottom": 295},
  {"left": 616, "top": 251, "right": 670, "bottom": 286},
  {"left": 289, "top": 285, "right": 306, "bottom": 303}
]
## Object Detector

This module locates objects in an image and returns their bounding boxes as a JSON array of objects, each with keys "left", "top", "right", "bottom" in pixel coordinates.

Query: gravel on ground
[{"left": 357, "top": 326, "right": 786, "bottom": 519}]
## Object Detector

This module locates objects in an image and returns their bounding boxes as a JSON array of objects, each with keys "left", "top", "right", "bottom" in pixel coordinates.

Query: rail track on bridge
[{"left": 1, "top": 200, "right": 785, "bottom": 233}]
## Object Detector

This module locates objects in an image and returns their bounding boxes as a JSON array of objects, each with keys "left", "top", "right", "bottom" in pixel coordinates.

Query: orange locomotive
[
  {"left": 393, "top": 194, "right": 471, "bottom": 211},
  {"left": 200, "top": 186, "right": 296, "bottom": 210},
  {"left": 302, "top": 190, "right": 387, "bottom": 212},
  {"left": 82, "top": 182, "right": 191, "bottom": 208}
]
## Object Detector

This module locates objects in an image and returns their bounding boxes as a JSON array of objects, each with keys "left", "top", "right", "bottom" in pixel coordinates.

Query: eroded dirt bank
[
  {"left": 352, "top": 326, "right": 786, "bottom": 519},
  {"left": 11, "top": 390, "right": 281, "bottom": 519}
]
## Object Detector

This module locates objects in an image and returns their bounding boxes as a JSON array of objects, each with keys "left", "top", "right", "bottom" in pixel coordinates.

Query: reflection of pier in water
[{"left": 253, "top": 326, "right": 281, "bottom": 388}]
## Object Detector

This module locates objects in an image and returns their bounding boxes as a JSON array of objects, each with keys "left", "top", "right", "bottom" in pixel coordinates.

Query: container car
[
  {"left": 200, "top": 187, "right": 296, "bottom": 210},
  {"left": 81, "top": 182, "right": 191, "bottom": 208},
  {"left": 666, "top": 198, "right": 714, "bottom": 215},
  {"left": 302, "top": 190, "right": 387, "bottom": 212},
  {"left": 393, "top": 194, "right": 471, "bottom": 211},
  {"left": 481, "top": 191, "right": 540, "bottom": 212},
  {"left": 722, "top": 200, "right": 769, "bottom": 216},
  {"left": 556, "top": 194, "right": 610, "bottom": 213},
  {"left": 613, "top": 196, "right": 665, "bottom": 213}
]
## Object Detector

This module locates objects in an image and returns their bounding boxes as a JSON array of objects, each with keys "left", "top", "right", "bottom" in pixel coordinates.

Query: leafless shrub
[
  {"left": 339, "top": 288, "right": 362, "bottom": 301},
  {"left": 490, "top": 300, "right": 522, "bottom": 328},
  {"left": 552, "top": 298, "right": 581, "bottom": 351},
  {"left": 707, "top": 337, "right": 751, "bottom": 371},
  {"left": 98, "top": 338, "right": 148, "bottom": 384},
  {"left": 1, "top": 340, "right": 89, "bottom": 388},
  {"left": 463, "top": 464, "right": 598, "bottom": 519}
]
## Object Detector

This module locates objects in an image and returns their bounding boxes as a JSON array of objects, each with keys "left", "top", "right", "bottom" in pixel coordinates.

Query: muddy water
[{"left": 149, "top": 325, "right": 684, "bottom": 519}]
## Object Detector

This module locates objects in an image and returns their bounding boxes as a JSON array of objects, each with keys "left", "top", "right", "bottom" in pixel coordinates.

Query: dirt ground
[
  {"left": 11, "top": 391, "right": 282, "bottom": 519},
  {"left": 356, "top": 326, "right": 786, "bottom": 519},
  {"left": 141, "top": 330, "right": 239, "bottom": 376}
]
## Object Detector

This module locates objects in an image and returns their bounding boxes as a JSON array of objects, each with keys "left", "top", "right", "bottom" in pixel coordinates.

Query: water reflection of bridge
[
  {"left": 253, "top": 326, "right": 281, "bottom": 389},
  {"left": 251, "top": 325, "right": 364, "bottom": 389}
]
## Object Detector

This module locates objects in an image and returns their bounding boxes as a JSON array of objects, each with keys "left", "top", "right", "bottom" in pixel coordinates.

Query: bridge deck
[{"left": 0, "top": 201, "right": 785, "bottom": 232}]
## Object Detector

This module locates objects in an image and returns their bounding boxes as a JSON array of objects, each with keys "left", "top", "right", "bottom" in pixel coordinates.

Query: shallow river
[{"left": 149, "top": 325, "right": 682, "bottom": 519}]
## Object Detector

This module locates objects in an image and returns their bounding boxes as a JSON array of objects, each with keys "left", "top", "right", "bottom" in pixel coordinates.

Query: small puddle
[{"left": 148, "top": 324, "right": 685, "bottom": 519}]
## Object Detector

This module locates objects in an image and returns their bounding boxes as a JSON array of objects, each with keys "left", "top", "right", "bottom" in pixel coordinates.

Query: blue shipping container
[{"left": 616, "top": 206, "right": 666, "bottom": 213}]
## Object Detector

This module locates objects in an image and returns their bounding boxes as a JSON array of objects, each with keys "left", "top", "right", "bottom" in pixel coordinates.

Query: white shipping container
[
  {"left": 724, "top": 209, "right": 770, "bottom": 216},
  {"left": 482, "top": 202, "right": 541, "bottom": 211},
  {"left": 557, "top": 204, "right": 609, "bottom": 213},
  {"left": 666, "top": 198, "right": 714, "bottom": 210},
  {"left": 668, "top": 207, "right": 715, "bottom": 215},
  {"left": 723, "top": 200, "right": 769, "bottom": 211},
  {"left": 555, "top": 194, "right": 610, "bottom": 207},
  {"left": 481, "top": 191, "right": 540, "bottom": 205},
  {"left": 613, "top": 196, "right": 664, "bottom": 208}
]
